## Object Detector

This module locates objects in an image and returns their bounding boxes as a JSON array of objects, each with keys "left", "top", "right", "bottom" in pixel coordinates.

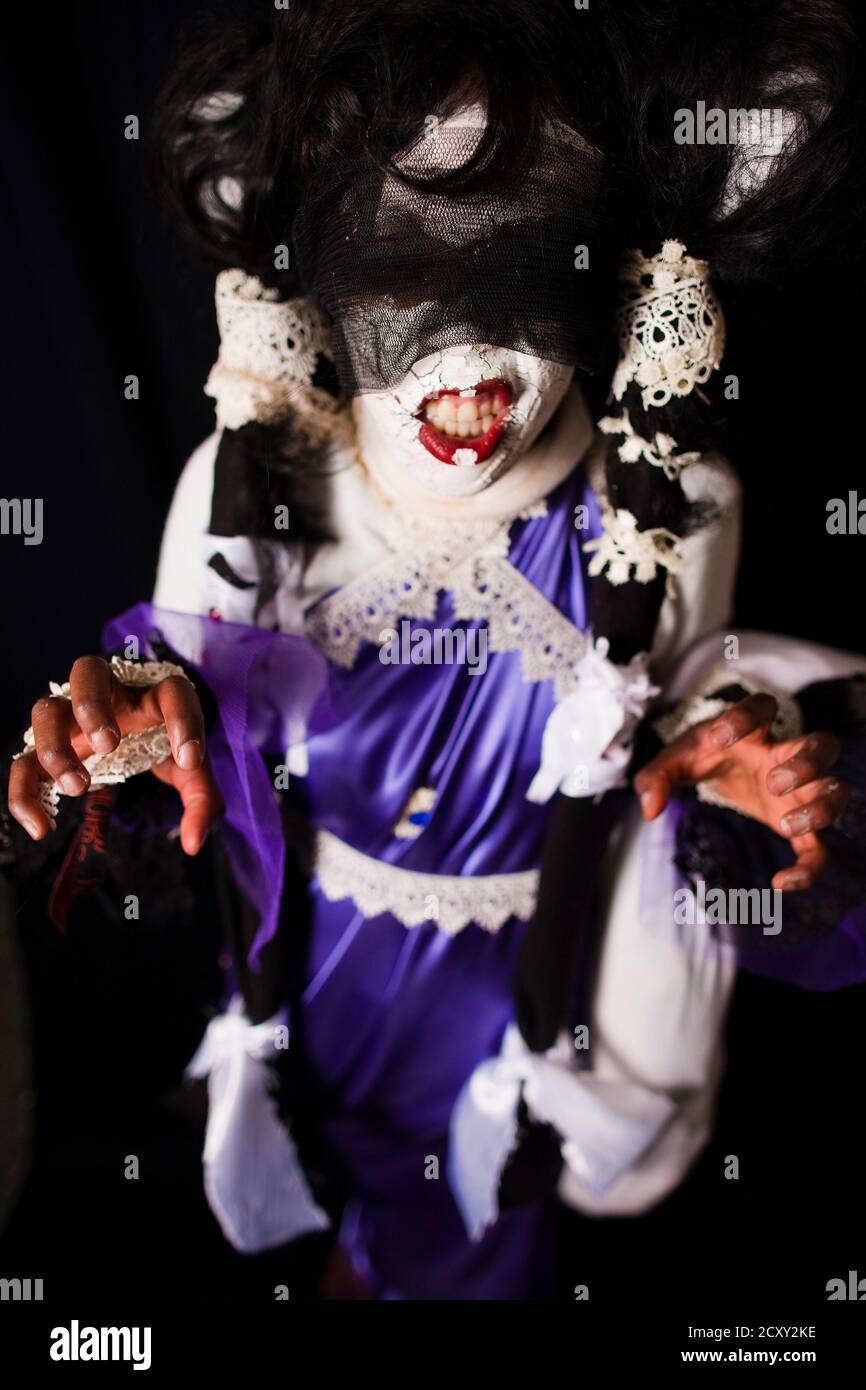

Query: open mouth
[{"left": 416, "top": 379, "right": 512, "bottom": 465}]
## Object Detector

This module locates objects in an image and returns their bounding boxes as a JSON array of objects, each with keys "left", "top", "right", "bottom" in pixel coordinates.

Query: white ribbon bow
[
  {"left": 186, "top": 998, "right": 329, "bottom": 1253},
  {"left": 448, "top": 1024, "right": 675, "bottom": 1240},
  {"left": 527, "top": 638, "right": 659, "bottom": 803}
]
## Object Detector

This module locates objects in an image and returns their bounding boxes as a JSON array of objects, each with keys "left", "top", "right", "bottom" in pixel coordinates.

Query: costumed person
[{"left": 6, "top": 1, "right": 866, "bottom": 1299}]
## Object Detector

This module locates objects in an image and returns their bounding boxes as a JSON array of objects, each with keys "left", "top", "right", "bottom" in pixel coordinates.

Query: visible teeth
[
  {"left": 453, "top": 448, "right": 478, "bottom": 466},
  {"left": 424, "top": 390, "right": 505, "bottom": 439}
]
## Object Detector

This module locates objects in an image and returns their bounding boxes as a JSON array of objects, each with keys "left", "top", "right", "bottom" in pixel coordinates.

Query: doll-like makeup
[
  {"left": 298, "top": 100, "right": 596, "bottom": 495},
  {"left": 352, "top": 345, "right": 574, "bottom": 498}
]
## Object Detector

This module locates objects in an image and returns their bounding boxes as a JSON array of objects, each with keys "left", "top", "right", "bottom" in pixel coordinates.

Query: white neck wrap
[{"left": 355, "top": 382, "right": 594, "bottom": 522}]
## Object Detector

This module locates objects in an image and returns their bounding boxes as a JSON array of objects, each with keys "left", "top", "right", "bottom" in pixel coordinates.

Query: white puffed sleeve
[{"left": 152, "top": 432, "right": 219, "bottom": 616}]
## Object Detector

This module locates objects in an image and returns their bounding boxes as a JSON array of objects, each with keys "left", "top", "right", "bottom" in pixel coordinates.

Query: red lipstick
[{"left": 416, "top": 379, "right": 512, "bottom": 464}]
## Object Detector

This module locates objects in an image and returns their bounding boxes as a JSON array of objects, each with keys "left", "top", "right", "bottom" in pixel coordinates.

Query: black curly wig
[{"left": 152, "top": 0, "right": 862, "bottom": 287}]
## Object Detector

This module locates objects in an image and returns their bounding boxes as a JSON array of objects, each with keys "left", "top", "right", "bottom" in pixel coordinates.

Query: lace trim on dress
[
  {"left": 313, "top": 829, "right": 539, "bottom": 934},
  {"left": 305, "top": 517, "right": 505, "bottom": 666},
  {"left": 450, "top": 556, "right": 587, "bottom": 699},
  {"left": 612, "top": 240, "right": 726, "bottom": 410},
  {"left": 306, "top": 518, "right": 587, "bottom": 698}
]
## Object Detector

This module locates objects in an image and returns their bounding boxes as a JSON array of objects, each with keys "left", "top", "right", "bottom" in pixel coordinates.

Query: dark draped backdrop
[{"left": 0, "top": 0, "right": 864, "bottom": 1340}]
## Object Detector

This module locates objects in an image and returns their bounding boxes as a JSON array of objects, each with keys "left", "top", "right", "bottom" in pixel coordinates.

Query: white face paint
[
  {"left": 349, "top": 102, "right": 581, "bottom": 500},
  {"left": 352, "top": 344, "right": 574, "bottom": 500}
]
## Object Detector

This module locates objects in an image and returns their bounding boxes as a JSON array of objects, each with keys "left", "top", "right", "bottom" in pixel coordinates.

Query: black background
[{"left": 0, "top": 0, "right": 864, "bottom": 1339}]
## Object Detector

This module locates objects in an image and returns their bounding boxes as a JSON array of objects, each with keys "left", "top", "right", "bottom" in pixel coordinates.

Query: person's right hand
[{"left": 7, "top": 655, "right": 223, "bottom": 854}]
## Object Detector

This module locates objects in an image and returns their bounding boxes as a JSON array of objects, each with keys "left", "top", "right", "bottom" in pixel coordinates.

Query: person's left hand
[{"left": 633, "top": 693, "right": 850, "bottom": 892}]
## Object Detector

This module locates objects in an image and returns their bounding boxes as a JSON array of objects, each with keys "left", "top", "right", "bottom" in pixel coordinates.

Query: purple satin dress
[
  {"left": 290, "top": 466, "right": 600, "bottom": 1298},
  {"left": 104, "top": 451, "right": 866, "bottom": 1297},
  {"left": 107, "top": 464, "right": 600, "bottom": 1297}
]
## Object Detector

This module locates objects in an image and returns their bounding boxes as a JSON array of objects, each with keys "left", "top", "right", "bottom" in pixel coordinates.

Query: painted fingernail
[
  {"left": 22, "top": 817, "right": 41, "bottom": 839},
  {"left": 91, "top": 726, "right": 118, "bottom": 753},
  {"left": 780, "top": 810, "right": 810, "bottom": 836},
  {"left": 767, "top": 768, "right": 796, "bottom": 795},
  {"left": 709, "top": 722, "right": 735, "bottom": 748},
  {"left": 640, "top": 790, "right": 654, "bottom": 815},
  {"left": 177, "top": 738, "right": 202, "bottom": 771},
  {"left": 779, "top": 871, "right": 808, "bottom": 891}
]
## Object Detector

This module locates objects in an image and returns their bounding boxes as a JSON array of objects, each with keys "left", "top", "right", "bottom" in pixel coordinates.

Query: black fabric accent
[
  {"left": 798, "top": 674, "right": 866, "bottom": 735},
  {"left": 310, "top": 351, "right": 341, "bottom": 399},
  {"left": 209, "top": 425, "right": 291, "bottom": 540},
  {"left": 212, "top": 771, "right": 316, "bottom": 1026},
  {"left": 514, "top": 796, "right": 592, "bottom": 1054},
  {"left": 514, "top": 790, "right": 626, "bottom": 1055},
  {"left": 1, "top": 756, "right": 225, "bottom": 1091},
  {"left": 710, "top": 684, "right": 750, "bottom": 702},
  {"left": 590, "top": 575, "right": 667, "bottom": 667},
  {"left": 211, "top": 838, "right": 287, "bottom": 1027},
  {"left": 497, "top": 1099, "right": 564, "bottom": 1210},
  {"left": 207, "top": 551, "right": 257, "bottom": 589},
  {"left": 672, "top": 677, "right": 866, "bottom": 953},
  {"left": 208, "top": 422, "right": 339, "bottom": 546}
]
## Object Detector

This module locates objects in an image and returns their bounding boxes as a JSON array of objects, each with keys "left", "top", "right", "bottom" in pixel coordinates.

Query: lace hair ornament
[
  {"left": 15, "top": 657, "right": 192, "bottom": 819},
  {"left": 597, "top": 409, "right": 701, "bottom": 483},
  {"left": 612, "top": 240, "right": 725, "bottom": 410},
  {"left": 583, "top": 499, "right": 684, "bottom": 597},
  {"left": 204, "top": 269, "right": 349, "bottom": 439},
  {"left": 581, "top": 436, "right": 685, "bottom": 598},
  {"left": 527, "top": 637, "right": 660, "bottom": 803},
  {"left": 654, "top": 667, "right": 803, "bottom": 815}
]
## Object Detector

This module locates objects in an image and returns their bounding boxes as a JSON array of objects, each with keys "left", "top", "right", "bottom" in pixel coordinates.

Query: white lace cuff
[
  {"left": 15, "top": 657, "right": 191, "bottom": 819},
  {"left": 654, "top": 667, "right": 803, "bottom": 814}
]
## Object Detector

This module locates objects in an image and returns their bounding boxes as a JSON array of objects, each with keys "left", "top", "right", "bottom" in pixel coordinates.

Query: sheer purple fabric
[{"left": 102, "top": 603, "right": 336, "bottom": 967}]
